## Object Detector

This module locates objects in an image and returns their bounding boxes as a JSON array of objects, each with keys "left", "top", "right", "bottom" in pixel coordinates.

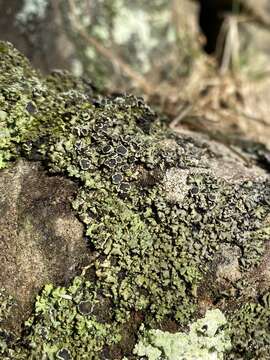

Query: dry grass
[{"left": 64, "top": 0, "right": 270, "bottom": 148}]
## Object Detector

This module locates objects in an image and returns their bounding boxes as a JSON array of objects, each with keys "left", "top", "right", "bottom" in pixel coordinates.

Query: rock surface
[
  {"left": 0, "top": 0, "right": 201, "bottom": 92},
  {"left": 0, "top": 41, "right": 270, "bottom": 359},
  {"left": 0, "top": 0, "right": 75, "bottom": 73},
  {"left": 0, "top": 160, "right": 91, "bottom": 334}
]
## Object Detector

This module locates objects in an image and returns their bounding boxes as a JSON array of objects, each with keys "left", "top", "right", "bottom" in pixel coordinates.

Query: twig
[
  {"left": 219, "top": 15, "right": 240, "bottom": 74},
  {"left": 170, "top": 102, "right": 193, "bottom": 128}
]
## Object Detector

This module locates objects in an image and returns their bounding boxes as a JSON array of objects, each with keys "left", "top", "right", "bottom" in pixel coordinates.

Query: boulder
[{"left": 0, "top": 41, "right": 270, "bottom": 359}]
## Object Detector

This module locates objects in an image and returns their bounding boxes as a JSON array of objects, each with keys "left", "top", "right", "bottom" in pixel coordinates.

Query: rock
[
  {"left": 0, "top": 0, "right": 201, "bottom": 92},
  {"left": 0, "top": 41, "right": 270, "bottom": 359},
  {"left": 0, "top": 160, "right": 91, "bottom": 334},
  {"left": 60, "top": 0, "right": 200, "bottom": 92},
  {"left": 0, "top": 0, "right": 75, "bottom": 73}
]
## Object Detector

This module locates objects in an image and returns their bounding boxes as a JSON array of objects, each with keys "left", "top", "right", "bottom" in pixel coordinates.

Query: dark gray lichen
[{"left": 0, "top": 41, "right": 270, "bottom": 359}]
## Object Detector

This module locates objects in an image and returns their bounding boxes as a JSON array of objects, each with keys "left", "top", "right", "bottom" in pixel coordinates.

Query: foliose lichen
[
  {"left": 0, "top": 289, "right": 16, "bottom": 357},
  {"left": 0, "top": 41, "right": 270, "bottom": 359},
  {"left": 133, "top": 309, "right": 231, "bottom": 360},
  {"left": 227, "top": 292, "right": 270, "bottom": 359}
]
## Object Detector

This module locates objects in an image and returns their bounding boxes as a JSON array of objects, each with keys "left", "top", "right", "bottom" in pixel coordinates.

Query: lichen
[
  {"left": 133, "top": 309, "right": 231, "bottom": 360},
  {"left": 24, "top": 279, "right": 121, "bottom": 359},
  {"left": 0, "top": 41, "right": 270, "bottom": 358},
  {"left": 0, "top": 41, "right": 46, "bottom": 169},
  {"left": 0, "top": 289, "right": 16, "bottom": 356},
  {"left": 227, "top": 292, "right": 270, "bottom": 359},
  {"left": 16, "top": 0, "right": 49, "bottom": 24},
  {"left": 61, "top": 0, "right": 198, "bottom": 88}
]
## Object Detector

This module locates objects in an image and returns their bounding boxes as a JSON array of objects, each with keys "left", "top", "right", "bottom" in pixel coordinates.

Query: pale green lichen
[
  {"left": 0, "top": 289, "right": 14, "bottom": 324},
  {"left": 0, "top": 41, "right": 270, "bottom": 359},
  {"left": 61, "top": 0, "right": 197, "bottom": 88},
  {"left": 22, "top": 278, "right": 122, "bottom": 359},
  {"left": 133, "top": 309, "right": 231, "bottom": 360},
  {"left": 0, "top": 289, "right": 16, "bottom": 356},
  {"left": 16, "top": 0, "right": 48, "bottom": 24}
]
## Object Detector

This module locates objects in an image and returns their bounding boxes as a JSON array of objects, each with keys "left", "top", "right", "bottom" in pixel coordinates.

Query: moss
[
  {"left": 0, "top": 41, "right": 270, "bottom": 358},
  {"left": 133, "top": 309, "right": 231, "bottom": 360}
]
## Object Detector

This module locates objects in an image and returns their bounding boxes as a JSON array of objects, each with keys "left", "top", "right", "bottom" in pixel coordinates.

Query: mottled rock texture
[
  {"left": 0, "top": 0, "right": 200, "bottom": 92},
  {"left": 0, "top": 41, "right": 270, "bottom": 359},
  {"left": 0, "top": 160, "right": 90, "bottom": 334},
  {"left": 0, "top": 0, "right": 74, "bottom": 73}
]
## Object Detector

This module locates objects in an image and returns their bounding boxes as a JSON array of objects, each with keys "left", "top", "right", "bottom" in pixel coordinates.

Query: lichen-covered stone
[
  {"left": 0, "top": 41, "right": 270, "bottom": 359},
  {"left": 61, "top": 0, "right": 200, "bottom": 90}
]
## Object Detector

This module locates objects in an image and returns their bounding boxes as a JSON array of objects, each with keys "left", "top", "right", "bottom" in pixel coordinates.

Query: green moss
[
  {"left": 0, "top": 41, "right": 270, "bottom": 358},
  {"left": 133, "top": 309, "right": 231, "bottom": 360}
]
